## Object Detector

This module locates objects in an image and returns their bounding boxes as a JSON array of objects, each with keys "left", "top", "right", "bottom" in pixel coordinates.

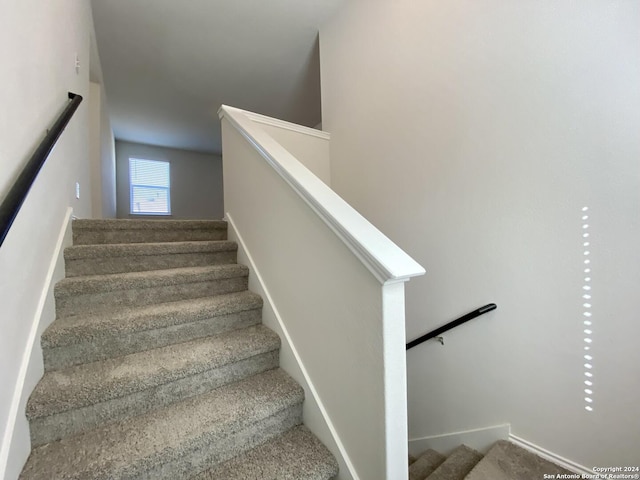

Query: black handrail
[
  {"left": 406, "top": 303, "right": 497, "bottom": 350},
  {"left": 0, "top": 92, "right": 83, "bottom": 248}
]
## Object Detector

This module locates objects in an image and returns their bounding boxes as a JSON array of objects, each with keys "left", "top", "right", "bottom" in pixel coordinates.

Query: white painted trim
[
  {"left": 218, "top": 105, "right": 425, "bottom": 285},
  {"left": 409, "top": 424, "right": 511, "bottom": 456},
  {"left": 509, "top": 434, "right": 593, "bottom": 476},
  {"left": 242, "top": 110, "right": 331, "bottom": 140},
  {"left": 226, "top": 212, "right": 360, "bottom": 480},
  {"left": 382, "top": 282, "right": 409, "bottom": 480},
  {"left": 0, "top": 207, "right": 73, "bottom": 479}
]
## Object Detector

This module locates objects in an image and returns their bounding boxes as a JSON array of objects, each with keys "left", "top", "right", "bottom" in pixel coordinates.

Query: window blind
[{"left": 129, "top": 158, "right": 171, "bottom": 215}]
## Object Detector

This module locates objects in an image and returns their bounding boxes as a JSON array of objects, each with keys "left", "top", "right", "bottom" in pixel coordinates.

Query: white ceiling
[{"left": 90, "top": 0, "right": 344, "bottom": 154}]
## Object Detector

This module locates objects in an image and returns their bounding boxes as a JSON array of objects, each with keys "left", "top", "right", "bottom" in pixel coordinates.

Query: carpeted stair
[
  {"left": 20, "top": 219, "right": 338, "bottom": 479},
  {"left": 409, "top": 440, "right": 575, "bottom": 480}
]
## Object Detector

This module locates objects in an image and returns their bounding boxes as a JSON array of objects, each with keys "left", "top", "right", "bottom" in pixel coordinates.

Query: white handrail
[{"left": 218, "top": 105, "right": 425, "bottom": 285}]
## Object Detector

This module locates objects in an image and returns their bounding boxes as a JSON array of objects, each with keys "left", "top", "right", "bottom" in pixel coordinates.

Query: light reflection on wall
[{"left": 581, "top": 207, "right": 594, "bottom": 412}]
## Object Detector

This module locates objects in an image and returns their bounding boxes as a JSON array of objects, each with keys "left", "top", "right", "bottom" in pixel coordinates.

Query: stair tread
[
  {"left": 43, "top": 291, "right": 263, "bottom": 348},
  {"left": 409, "top": 449, "right": 446, "bottom": 480},
  {"left": 21, "top": 368, "right": 303, "bottom": 480},
  {"left": 28, "top": 325, "right": 280, "bottom": 420},
  {"left": 72, "top": 219, "right": 227, "bottom": 231},
  {"left": 425, "top": 445, "right": 483, "bottom": 480},
  {"left": 192, "top": 425, "right": 338, "bottom": 480},
  {"left": 65, "top": 240, "right": 237, "bottom": 260},
  {"left": 464, "top": 440, "right": 574, "bottom": 480},
  {"left": 72, "top": 219, "right": 228, "bottom": 245},
  {"left": 55, "top": 264, "right": 248, "bottom": 296}
]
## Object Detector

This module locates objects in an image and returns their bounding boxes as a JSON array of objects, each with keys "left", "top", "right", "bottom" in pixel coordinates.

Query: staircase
[
  {"left": 409, "top": 441, "right": 574, "bottom": 480},
  {"left": 19, "top": 219, "right": 338, "bottom": 479}
]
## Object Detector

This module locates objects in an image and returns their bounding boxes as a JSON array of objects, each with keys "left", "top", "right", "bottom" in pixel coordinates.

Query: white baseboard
[
  {"left": 225, "top": 213, "right": 357, "bottom": 480},
  {"left": 0, "top": 207, "right": 73, "bottom": 480},
  {"left": 509, "top": 434, "right": 593, "bottom": 475},
  {"left": 409, "top": 424, "right": 511, "bottom": 456}
]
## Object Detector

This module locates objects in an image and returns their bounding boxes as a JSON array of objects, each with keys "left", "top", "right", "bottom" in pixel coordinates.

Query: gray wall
[
  {"left": 321, "top": 0, "right": 640, "bottom": 467},
  {"left": 0, "top": 1, "right": 94, "bottom": 476},
  {"left": 115, "top": 141, "right": 223, "bottom": 219},
  {"left": 89, "top": 82, "right": 117, "bottom": 218}
]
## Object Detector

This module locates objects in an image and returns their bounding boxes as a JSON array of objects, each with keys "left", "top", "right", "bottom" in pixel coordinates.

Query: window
[{"left": 129, "top": 158, "right": 171, "bottom": 215}]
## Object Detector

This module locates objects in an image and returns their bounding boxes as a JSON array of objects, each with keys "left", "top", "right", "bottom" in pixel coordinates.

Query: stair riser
[
  {"left": 30, "top": 351, "right": 280, "bottom": 447},
  {"left": 44, "top": 309, "right": 262, "bottom": 371},
  {"left": 142, "top": 404, "right": 302, "bottom": 480},
  {"left": 73, "top": 229, "right": 227, "bottom": 245},
  {"left": 65, "top": 251, "right": 237, "bottom": 277},
  {"left": 409, "top": 449, "right": 446, "bottom": 480},
  {"left": 426, "top": 446, "right": 484, "bottom": 480},
  {"left": 55, "top": 277, "right": 248, "bottom": 317},
  {"left": 191, "top": 425, "right": 339, "bottom": 480}
]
